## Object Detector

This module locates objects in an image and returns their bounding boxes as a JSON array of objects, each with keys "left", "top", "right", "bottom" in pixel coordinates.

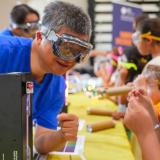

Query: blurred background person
[
  {"left": 0, "top": 4, "right": 40, "bottom": 38},
  {"left": 122, "top": 61, "right": 160, "bottom": 160},
  {"left": 124, "top": 88, "right": 160, "bottom": 160},
  {"left": 116, "top": 19, "right": 160, "bottom": 158},
  {"left": 133, "top": 17, "right": 160, "bottom": 71},
  {"left": 112, "top": 14, "right": 152, "bottom": 120},
  {"left": 117, "top": 17, "right": 160, "bottom": 119},
  {"left": 89, "top": 46, "right": 123, "bottom": 88},
  {"left": 133, "top": 63, "right": 160, "bottom": 119}
]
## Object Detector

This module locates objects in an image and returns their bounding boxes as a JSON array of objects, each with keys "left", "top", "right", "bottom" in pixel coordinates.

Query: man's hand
[{"left": 58, "top": 113, "right": 79, "bottom": 141}]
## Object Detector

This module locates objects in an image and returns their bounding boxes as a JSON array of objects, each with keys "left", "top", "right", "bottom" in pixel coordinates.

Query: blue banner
[{"left": 112, "top": 1, "right": 142, "bottom": 49}]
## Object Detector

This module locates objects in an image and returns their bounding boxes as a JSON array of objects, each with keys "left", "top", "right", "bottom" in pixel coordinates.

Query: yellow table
[{"left": 48, "top": 93, "right": 135, "bottom": 160}]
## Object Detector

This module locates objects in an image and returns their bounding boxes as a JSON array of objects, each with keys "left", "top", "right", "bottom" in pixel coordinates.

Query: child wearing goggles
[{"left": 132, "top": 18, "right": 160, "bottom": 58}]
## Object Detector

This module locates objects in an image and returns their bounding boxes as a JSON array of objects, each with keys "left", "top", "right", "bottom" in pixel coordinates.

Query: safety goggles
[
  {"left": 132, "top": 31, "right": 160, "bottom": 46},
  {"left": 12, "top": 21, "right": 41, "bottom": 33},
  {"left": 132, "top": 31, "right": 141, "bottom": 46},
  {"left": 41, "top": 26, "right": 93, "bottom": 62}
]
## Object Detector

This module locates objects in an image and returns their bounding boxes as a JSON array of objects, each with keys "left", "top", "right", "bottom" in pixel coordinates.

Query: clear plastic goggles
[
  {"left": 132, "top": 31, "right": 160, "bottom": 46},
  {"left": 12, "top": 21, "right": 41, "bottom": 33},
  {"left": 41, "top": 27, "right": 93, "bottom": 62},
  {"left": 132, "top": 31, "right": 141, "bottom": 46}
]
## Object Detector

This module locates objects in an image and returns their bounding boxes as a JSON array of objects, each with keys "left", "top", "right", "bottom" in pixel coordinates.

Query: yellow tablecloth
[{"left": 48, "top": 93, "right": 135, "bottom": 160}]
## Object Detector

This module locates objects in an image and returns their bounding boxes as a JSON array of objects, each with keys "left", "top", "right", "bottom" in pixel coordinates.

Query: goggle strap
[
  {"left": 10, "top": 22, "right": 18, "bottom": 29},
  {"left": 48, "top": 30, "right": 58, "bottom": 41},
  {"left": 141, "top": 32, "right": 160, "bottom": 42},
  {"left": 41, "top": 26, "right": 58, "bottom": 41}
]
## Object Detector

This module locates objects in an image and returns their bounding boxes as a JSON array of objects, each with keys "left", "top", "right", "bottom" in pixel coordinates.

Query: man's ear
[{"left": 36, "top": 31, "right": 42, "bottom": 44}]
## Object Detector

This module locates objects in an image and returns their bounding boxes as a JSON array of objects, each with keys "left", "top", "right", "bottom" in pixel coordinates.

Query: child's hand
[
  {"left": 124, "top": 89, "right": 159, "bottom": 136},
  {"left": 124, "top": 93, "right": 154, "bottom": 136}
]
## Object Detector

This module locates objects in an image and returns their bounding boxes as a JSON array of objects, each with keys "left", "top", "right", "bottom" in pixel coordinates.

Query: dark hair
[
  {"left": 134, "top": 14, "right": 149, "bottom": 30},
  {"left": 112, "top": 47, "right": 123, "bottom": 56},
  {"left": 10, "top": 4, "right": 39, "bottom": 25},
  {"left": 42, "top": 1, "right": 92, "bottom": 37},
  {"left": 139, "top": 18, "right": 160, "bottom": 37}
]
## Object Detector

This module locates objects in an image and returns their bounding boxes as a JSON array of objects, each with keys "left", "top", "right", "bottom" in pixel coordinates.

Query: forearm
[
  {"left": 155, "top": 127, "right": 160, "bottom": 143},
  {"left": 149, "top": 113, "right": 160, "bottom": 143},
  {"left": 137, "top": 130, "right": 160, "bottom": 160},
  {"left": 35, "top": 130, "right": 66, "bottom": 154},
  {"left": 90, "top": 50, "right": 108, "bottom": 57},
  {"left": 34, "top": 114, "right": 79, "bottom": 154}
]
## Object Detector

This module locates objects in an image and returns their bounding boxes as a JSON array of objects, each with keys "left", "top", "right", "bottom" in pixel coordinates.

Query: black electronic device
[{"left": 0, "top": 72, "right": 33, "bottom": 160}]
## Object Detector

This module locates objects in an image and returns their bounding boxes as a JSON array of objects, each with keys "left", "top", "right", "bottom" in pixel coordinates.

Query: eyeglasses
[
  {"left": 41, "top": 26, "right": 93, "bottom": 63},
  {"left": 132, "top": 31, "right": 160, "bottom": 46}
]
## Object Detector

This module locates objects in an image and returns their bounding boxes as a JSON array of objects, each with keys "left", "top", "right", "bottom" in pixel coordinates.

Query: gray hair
[{"left": 42, "top": 1, "right": 92, "bottom": 38}]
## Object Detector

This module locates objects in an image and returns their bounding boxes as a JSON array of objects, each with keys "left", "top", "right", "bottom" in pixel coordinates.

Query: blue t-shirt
[
  {"left": 0, "top": 35, "right": 65, "bottom": 129},
  {"left": 0, "top": 28, "right": 14, "bottom": 36}
]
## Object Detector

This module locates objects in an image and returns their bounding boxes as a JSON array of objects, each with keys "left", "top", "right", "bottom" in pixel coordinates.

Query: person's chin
[
  {"left": 142, "top": 53, "right": 150, "bottom": 56},
  {"left": 51, "top": 69, "right": 66, "bottom": 75},
  {"left": 139, "top": 51, "right": 149, "bottom": 56}
]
